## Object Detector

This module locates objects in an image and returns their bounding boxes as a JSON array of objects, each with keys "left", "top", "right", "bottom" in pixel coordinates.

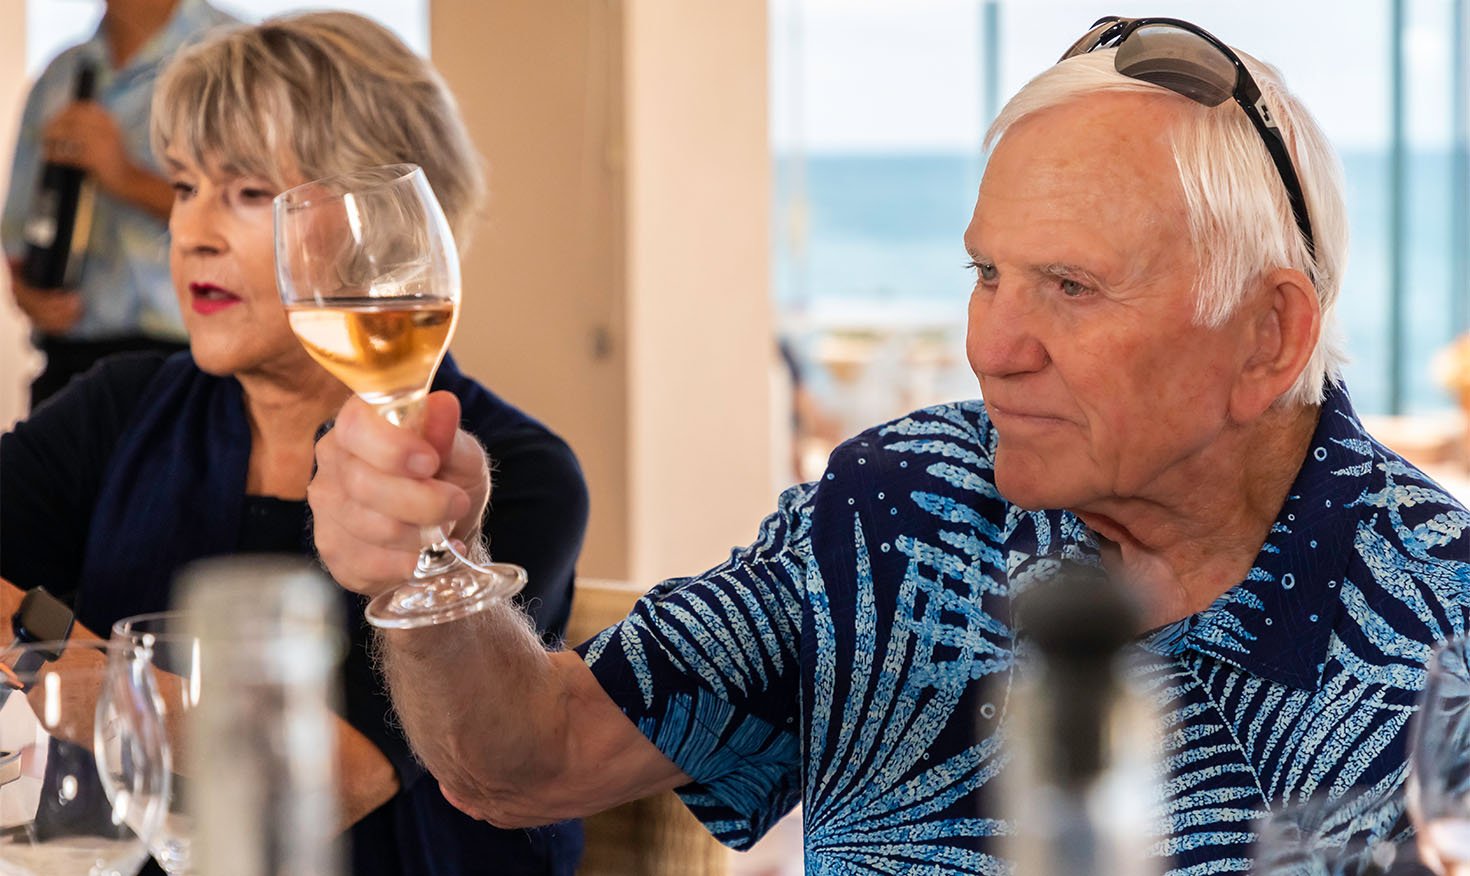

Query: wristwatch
[
  {"left": 0, "top": 750, "right": 19, "bottom": 787},
  {"left": 0, "top": 588, "right": 75, "bottom": 708}
]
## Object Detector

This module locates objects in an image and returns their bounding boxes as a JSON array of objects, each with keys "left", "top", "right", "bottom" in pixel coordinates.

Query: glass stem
[
  {"left": 370, "top": 392, "right": 461, "bottom": 580},
  {"left": 376, "top": 392, "right": 427, "bottom": 431},
  {"left": 415, "top": 527, "right": 461, "bottom": 578}
]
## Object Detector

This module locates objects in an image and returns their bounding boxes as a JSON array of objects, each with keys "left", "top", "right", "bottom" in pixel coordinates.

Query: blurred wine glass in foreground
[
  {"left": 1411, "top": 636, "right": 1470, "bottom": 874},
  {"left": 110, "top": 613, "right": 199, "bottom": 876},
  {"left": 1251, "top": 789, "right": 1404, "bottom": 876},
  {"left": 0, "top": 639, "right": 168, "bottom": 876},
  {"left": 274, "top": 164, "right": 526, "bottom": 629}
]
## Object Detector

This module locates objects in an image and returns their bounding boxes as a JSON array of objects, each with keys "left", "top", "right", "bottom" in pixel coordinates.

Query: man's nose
[{"left": 966, "top": 283, "right": 1050, "bottom": 378}]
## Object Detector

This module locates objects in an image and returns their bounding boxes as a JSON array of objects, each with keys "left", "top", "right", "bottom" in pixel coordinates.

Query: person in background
[
  {"left": 308, "top": 16, "right": 1470, "bottom": 874},
  {"left": 2, "top": 0, "right": 236, "bottom": 410},
  {"left": 0, "top": 12, "right": 589, "bottom": 875}
]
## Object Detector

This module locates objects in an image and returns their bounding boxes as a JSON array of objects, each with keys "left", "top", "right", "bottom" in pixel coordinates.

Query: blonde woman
[{"left": 0, "top": 12, "right": 588, "bottom": 875}]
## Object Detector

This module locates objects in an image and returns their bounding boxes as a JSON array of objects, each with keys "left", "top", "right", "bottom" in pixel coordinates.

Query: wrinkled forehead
[
  {"left": 967, "top": 97, "right": 1196, "bottom": 285},
  {"left": 983, "top": 94, "right": 1185, "bottom": 196},
  {"left": 973, "top": 96, "right": 1188, "bottom": 232}
]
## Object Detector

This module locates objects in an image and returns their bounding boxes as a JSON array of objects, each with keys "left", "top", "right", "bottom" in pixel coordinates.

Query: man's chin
[{"left": 993, "top": 456, "right": 1073, "bottom": 512}]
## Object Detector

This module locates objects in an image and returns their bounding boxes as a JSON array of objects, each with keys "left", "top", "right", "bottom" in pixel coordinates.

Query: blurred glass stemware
[
  {"left": 1251, "top": 788, "right": 1405, "bottom": 876},
  {"left": 1411, "top": 636, "right": 1470, "bottom": 874},
  {"left": 0, "top": 639, "right": 168, "bottom": 876},
  {"left": 109, "top": 613, "right": 199, "bottom": 876}
]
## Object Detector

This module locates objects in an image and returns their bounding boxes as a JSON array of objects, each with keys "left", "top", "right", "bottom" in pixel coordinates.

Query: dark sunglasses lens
[{"left": 1114, "top": 24, "right": 1237, "bottom": 107}]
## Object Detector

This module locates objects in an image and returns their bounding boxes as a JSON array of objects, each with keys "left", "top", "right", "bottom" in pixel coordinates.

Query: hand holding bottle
[
  {"left": 41, "top": 100, "right": 137, "bottom": 199},
  {"left": 8, "top": 259, "right": 82, "bottom": 332}
]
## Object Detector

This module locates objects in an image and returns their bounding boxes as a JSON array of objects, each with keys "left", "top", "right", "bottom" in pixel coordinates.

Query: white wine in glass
[
  {"left": 286, "top": 298, "right": 456, "bottom": 408},
  {"left": 275, "top": 164, "right": 526, "bottom": 628}
]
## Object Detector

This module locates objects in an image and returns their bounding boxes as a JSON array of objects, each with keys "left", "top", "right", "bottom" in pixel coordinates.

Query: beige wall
[
  {"left": 431, "top": 0, "right": 632, "bottom": 579},
  {"left": 622, "top": 1, "right": 773, "bottom": 583},
  {"left": 430, "top": 0, "right": 775, "bottom": 586},
  {"left": 0, "top": 0, "right": 40, "bottom": 428}
]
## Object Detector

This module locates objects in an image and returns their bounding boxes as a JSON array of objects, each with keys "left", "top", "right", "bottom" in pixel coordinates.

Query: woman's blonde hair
[
  {"left": 151, "top": 11, "right": 486, "bottom": 247},
  {"left": 986, "top": 49, "right": 1349, "bottom": 407}
]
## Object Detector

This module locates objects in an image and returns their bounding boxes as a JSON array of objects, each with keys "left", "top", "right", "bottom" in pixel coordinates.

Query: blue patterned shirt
[
  {"left": 577, "top": 383, "right": 1470, "bottom": 874},
  {"left": 1, "top": 0, "right": 237, "bottom": 341}
]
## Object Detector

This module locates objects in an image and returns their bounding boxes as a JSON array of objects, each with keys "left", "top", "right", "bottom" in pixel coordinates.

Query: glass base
[{"left": 365, "top": 562, "right": 528, "bottom": 629}]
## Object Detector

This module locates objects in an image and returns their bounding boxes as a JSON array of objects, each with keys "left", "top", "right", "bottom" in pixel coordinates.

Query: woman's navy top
[{"left": 1, "top": 351, "right": 589, "bottom": 875}]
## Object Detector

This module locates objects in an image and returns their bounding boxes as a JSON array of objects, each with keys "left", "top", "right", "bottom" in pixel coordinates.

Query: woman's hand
[{"left": 309, "top": 391, "right": 491, "bottom": 598}]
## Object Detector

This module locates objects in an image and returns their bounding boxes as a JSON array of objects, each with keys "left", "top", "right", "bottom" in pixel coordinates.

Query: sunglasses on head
[{"left": 1060, "top": 16, "right": 1316, "bottom": 264}]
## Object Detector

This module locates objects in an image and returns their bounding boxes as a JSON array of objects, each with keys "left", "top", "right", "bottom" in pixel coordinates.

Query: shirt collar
[
  {"left": 89, "top": 0, "right": 219, "bottom": 79},
  {"left": 1004, "top": 382, "right": 1371, "bottom": 691}
]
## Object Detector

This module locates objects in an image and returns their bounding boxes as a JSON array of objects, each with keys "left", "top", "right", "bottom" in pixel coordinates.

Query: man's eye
[
  {"left": 967, "top": 260, "right": 999, "bottom": 282},
  {"left": 1059, "top": 278, "right": 1089, "bottom": 298},
  {"left": 170, "top": 181, "right": 195, "bottom": 199},
  {"left": 238, "top": 187, "right": 276, "bottom": 202}
]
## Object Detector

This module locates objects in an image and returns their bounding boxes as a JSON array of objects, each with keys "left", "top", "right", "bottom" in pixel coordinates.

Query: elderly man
[{"left": 308, "top": 17, "right": 1470, "bottom": 873}]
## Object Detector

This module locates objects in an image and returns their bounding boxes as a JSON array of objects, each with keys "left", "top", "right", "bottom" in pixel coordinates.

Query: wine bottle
[
  {"left": 180, "top": 556, "right": 345, "bottom": 876},
  {"left": 21, "top": 61, "right": 98, "bottom": 290},
  {"left": 1004, "top": 561, "right": 1162, "bottom": 876}
]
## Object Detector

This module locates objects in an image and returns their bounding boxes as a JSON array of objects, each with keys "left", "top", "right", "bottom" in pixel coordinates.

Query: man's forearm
[
  {"left": 103, "top": 164, "right": 173, "bottom": 222},
  {"left": 379, "top": 600, "right": 566, "bottom": 820}
]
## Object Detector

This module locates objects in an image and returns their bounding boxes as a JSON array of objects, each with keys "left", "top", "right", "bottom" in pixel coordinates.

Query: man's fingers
[
  {"left": 334, "top": 396, "right": 440, "bottom": 478},
  {"left": 310, "top": 399, "right": 475, "bottom": 597},
  {"left": 308, "top": 478, "right": 420, "bottom": 595},
  {"left": 313, "top": 525, "right": 419, "bottom": 595},
  {"left": 338, "top": 449, "right": 471, "bottom": 528},
  {"left": 42, "top": 103, "right": 116, "bottom": 166},
  {"left": 421, "top": 392, "right": 463, "bottom": 462},
  {"left": 308, "top": 475, "right": 422, "bottom": 550}
]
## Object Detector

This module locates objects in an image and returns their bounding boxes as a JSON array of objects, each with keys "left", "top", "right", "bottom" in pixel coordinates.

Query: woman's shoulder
[
  {"left": 435, "top": 360, "right": 579, "bottom": 462},
  {"left": 25, "top": 352, "right": 177, "bottom": 432}
]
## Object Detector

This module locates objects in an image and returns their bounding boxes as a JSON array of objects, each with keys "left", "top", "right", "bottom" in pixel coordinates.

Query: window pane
[{"left": 770, "top": 0, "right": 1464, "bottom": 468}]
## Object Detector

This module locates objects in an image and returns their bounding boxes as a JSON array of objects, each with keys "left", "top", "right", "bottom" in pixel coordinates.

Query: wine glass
[
  {"left": 1250, "top": 790, "right": 1404, "bottom": 875},
  {"left": 108, "top": 614, "right": 199, "bottom": 875},
  {"left": 274, "top": 163, "right": 527, "bottom": 629},
  {"left": 0, "top": 640, "right": 168, "bottom": 876},
  {"left": 1410, "top": 636, "right": 1470, "bottom": 873}
]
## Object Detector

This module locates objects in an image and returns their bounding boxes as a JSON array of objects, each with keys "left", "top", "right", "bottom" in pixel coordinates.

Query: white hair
[{"left": 985, "top": 49, "right": 1348, "bottom": 407}]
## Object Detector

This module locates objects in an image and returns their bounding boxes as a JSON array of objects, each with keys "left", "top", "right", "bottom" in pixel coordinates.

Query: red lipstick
[{"left": 189, "top": 282, "right": 241, "bottom": 315}]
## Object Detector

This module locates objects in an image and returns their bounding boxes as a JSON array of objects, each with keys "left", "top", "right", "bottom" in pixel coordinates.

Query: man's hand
[
  {"left": 9, "top": 261, "right": 82, "bottom": 333},
  {"left": 309, "top": 391, "right": 491, "bottom": 598},
  {"left": 43, "top": 101, "right": 133, "bottom": 195},
  {"left": 41, "top": 102, "right": 173, "bottom": 220}
]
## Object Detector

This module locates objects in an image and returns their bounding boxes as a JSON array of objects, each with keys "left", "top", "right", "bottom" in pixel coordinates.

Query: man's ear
[{"left": 1229, "top": 267, "right": 1320, "bottom": 421}]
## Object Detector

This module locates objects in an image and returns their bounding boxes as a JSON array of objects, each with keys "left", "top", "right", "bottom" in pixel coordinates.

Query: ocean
[{"left": 773, "top": 150, "right": 1467, "bottom": 416}]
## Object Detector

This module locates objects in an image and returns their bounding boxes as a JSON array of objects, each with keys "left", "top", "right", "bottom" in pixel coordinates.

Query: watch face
[
  {"left": 13, "top": 588, "right": 73, "bottom": 657},
  {"left": 0, "top": 751, "right": 18, "bottom": 787}
]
